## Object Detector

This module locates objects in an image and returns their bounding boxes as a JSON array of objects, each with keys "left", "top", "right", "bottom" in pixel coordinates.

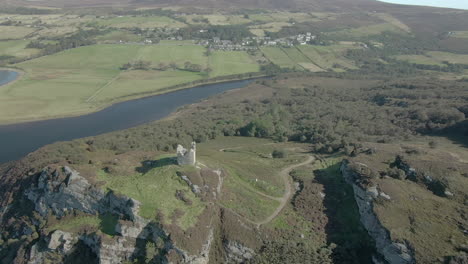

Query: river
[
  {"left": 0, "top": 70, "right": 19, "bottom": 86},
  {"left": 0, "top": 78, "right": 254, "bottom": 164}
]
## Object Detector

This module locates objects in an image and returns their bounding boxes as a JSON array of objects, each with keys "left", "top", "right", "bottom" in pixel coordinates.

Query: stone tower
[{"left": 176, "top": 142, "right": 196, "bottom": 165}]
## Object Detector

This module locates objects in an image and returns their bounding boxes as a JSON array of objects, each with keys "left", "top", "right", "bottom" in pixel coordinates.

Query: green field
[
  {"left": 95, "top": 30, "right": 142, "bottom": 43},
  {"left": 451, "top": 31, "right": 468, "bottom": 38},
  {"left": 298, "top": 45, "right": 358, "bottom": 71},
  {"left": 0, "top": 26, "right": 36, "bottom": 40},
  {"left": 395, "top": 51, "right": 468, "bottom": 65},
  {"left": 0, "top": 44, "right": 260, "bottom": 124},
  {"left": 95, "top": 16, "right": 186, "bottom": 29},
  {"left": 327, "top": 23, "right": 405, "bottom": 38},
  {"left": 97, "top": 160, "right": 205, "bottom": 230},
  {"left": 394, "top": 54, "right": 444, "bottom": 66},
  {"left": 261, "top": 47, "right": 297, "bottom": 68},
  {"left": 210, "top": 51, "right": 260, "bottom": 77},
  {"left": 0, "top": 40, "right": 40, "bottom": 58},
  {"left": 261, "top": 45, "right": 356, "bottom": 72}
]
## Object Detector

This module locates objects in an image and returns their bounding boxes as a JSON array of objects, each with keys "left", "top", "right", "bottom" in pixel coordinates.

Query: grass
[
  {"left": 451, "top": 31, "right": 468, "bottom": 38},
  {"left": 327, "top": 23, "right": 405, "bottom": 38},
  {"left": 95, "top": 16, "right": 186, "bottom": 29},
  {"left": 46, "top": 213, "right": 118, "bottom": 236},
  {"left": 97, "top": 157, "right": 205, "bottom": 230},
  {"left": 261, "top": 47, "right": 297, "bottom": 69},
  {"left": 209, "top": 51, "right": 260, "bottom": 77},
  {"left": 394, "top": 54, "right": 444, "bottom": 66},
  {"left": 198, "top": 137, "right": 309, "bottom": 222},
  {"left": 249, "top": 22, "right": 292, "bottom": 33},
  {"left": 95, "top": 30, "right": 142, "bottom": 43},
  {"left": 349, "top": 139, "right": 468, "bottom": 262},
  {"left": 426, "top": 51, "right": 468, "bottom": 64},
  {"left": 395, "top": 51, "right": 468, "bottom": 65},
  {"left": 371, "top": 13, "right": 411, "bottom": 33},
  {"left": 0, "top": 44, "right": 261, "bottom": 124},
  {"left": 0, "top": 40, "right": 39, "bottom": 58},
  {"left": 0, "top": 26, "right": 36, "bottom": 40},
  {"left": 221, "top": 175, "right": 280, "bottom": 222},
  {"left": 298, "top": 45, "right": 358, "bottom": 71}
]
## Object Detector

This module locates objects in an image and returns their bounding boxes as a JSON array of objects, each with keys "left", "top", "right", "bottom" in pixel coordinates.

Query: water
[
  {"left": 0, "top": 79, "right": 254, "bottom": 164},
  {"left": 0, "top": 70, "right": 19, "bottom": 86}
]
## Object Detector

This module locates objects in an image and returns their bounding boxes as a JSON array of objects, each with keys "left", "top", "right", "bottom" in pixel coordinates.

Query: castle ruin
[{"left": 176, "top": 142, "right": 196, "bottom": 165}]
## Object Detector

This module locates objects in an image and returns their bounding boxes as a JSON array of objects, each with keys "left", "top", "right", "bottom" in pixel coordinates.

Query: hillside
[
  {"left": 1, "top": 74, "right": 467, "bottom": 263},
  {"left": 0, "top": 0, "right": 468, "bottom": 263}
]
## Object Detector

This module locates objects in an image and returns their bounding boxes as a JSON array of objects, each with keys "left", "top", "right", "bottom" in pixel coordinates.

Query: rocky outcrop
[
  {"left": 341, "top": 160, "right": 414, "bottom": 264},
  {"left": 25, "top": 166, "right": 105, "bottom": 217},
  {"left": 225, "top": 240, "right": 255, "bottom": 263},
  {"left": 25, "top": 166, "right": 141, "bottom": 220},
  {"left": 22, "top": 166, "right": 215, "bottom": 264}
]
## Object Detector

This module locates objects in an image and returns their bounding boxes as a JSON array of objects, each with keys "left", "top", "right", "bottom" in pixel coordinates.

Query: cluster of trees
[
  {"left": 178, "top": 25, "right": 252, "bottom": 42},
  {"left": 27, "top": 29, "right": 106, "bottom": 56},
  {"left": 121, "top": 60, "right": 152, "bottom": 70},
  {"left": 18, "top": 75, "right": 466, "bottom": 169},
  {"left": 120, "top": 60, "right": 210, "bottom": 73}
]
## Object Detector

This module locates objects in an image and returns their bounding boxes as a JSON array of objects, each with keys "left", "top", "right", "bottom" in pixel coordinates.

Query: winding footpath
[
  {"left": 254, "top": 155, "right": 315, "bottom": 226},
  {"left": 215, "top": 152, "right": 315, "bottom": 227}
]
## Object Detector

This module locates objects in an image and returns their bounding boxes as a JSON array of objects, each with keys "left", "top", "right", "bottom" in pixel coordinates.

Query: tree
[{"left": 272, "top": 149, "right": 287, "bottom": 158}]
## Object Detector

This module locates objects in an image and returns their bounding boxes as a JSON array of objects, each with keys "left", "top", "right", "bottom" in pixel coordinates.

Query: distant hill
[{"left": 3, "top": 0, "right": 387, "bottom": 10}]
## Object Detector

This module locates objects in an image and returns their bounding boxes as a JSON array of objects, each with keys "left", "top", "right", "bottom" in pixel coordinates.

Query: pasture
[
  {"left": 327, "top": 23, "right": 405, "bottom": 38},
  {"left": 298, "top": 45, "right": 358, "bottom": 71},
  {"left": 0, "top": 40, "right": 40, "bottom": 58},
  {"left": 0, "top": 44, "right": 260, "bottom": 124},
  {"left": 0, "top": 26, "right": 36, "bottom": 40},
  {"left": 95, "top": 16, "right": 186, "bottom": 29},
  {"left": 395, "top": 51, "right": 468, "bottom": 65}
]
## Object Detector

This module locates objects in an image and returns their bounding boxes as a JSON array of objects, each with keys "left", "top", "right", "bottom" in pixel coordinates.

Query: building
[{"left": 176, "top": 142, "right": 196, "bottom": 165}]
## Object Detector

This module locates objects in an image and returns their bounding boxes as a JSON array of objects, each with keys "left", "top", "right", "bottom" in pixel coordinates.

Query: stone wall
[{"left": 177, "top": 142, "right": 196, "bottom": 166}]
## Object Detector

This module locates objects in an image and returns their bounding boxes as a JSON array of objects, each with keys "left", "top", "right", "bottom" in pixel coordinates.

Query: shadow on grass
[
  {"left": 135, "top": 157, "right": 176, "bottom": 174},
  {"left": 313, "top": 162, "right": 376, "bottom": 264}
]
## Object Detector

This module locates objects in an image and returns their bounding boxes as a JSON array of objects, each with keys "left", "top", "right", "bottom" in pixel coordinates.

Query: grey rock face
[
  {"left": 26, "top": 166, "right": 105, "bottom": 217},
  {"left": 341, "top": 161, "right": 414, "bottom": 264},
  {"left": 225, "top": 240, "right": 255, "bottom": 263},
  {"left": 23, "top": 166, "right": 213, "bottom": 264},
  {"left": 48, "top": 230, "right": 76, "bottom": 253}
]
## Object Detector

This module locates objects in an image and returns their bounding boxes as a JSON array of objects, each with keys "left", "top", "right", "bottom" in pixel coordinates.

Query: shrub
[{"left": 272, "top": 149, "right": 287, "bottom": 158}]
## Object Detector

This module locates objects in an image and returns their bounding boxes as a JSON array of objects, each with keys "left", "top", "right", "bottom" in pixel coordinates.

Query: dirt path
[
  {"left": 254, "top": 155, "right": 314, "bottom": 226},
  {"left": 217, "top": 144, "right": 315, "bottom": 226}
]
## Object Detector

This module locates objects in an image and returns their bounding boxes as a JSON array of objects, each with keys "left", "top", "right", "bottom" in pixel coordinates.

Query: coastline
[{"left": 0, "top": 73, "right": 266, "bottom": 126}]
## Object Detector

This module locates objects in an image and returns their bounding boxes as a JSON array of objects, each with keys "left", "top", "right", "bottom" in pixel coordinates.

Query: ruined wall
[{"left": 177, "top": 142, "right": 196, "bottom": 166}]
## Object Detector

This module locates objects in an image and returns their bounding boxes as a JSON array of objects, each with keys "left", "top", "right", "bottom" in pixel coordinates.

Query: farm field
[
  {"left": 327, "top": 23, "right": 405, "bottom": 38},
  {"left": 95, "top": 16, "right": 186, "bottom": 29},
  {"left": 394, "top": 54, "right": 445, "bottom": 66},
  {"left": 298, "top": 45, "right": 358, "bottom": 71},
  {"left": 395, "top": 51, "right": 468, "bottom": 65},
  {"left": 0, "top": 40, "right": 40, "bottom": 58},
  {"left": 0, "top": 44, "right": 260, "bottom": 124},
  {"left": 261, "top": 45, "right": 357, "bottom": 71},
  {"left": 0, "top": 25, "right": 36, "bottom": 40},
  {"left": 261, "top": 46, "right": 297, "bottom": 68},
  {"left": 451, "top": 31, "right": 468, "bottom": 38}
]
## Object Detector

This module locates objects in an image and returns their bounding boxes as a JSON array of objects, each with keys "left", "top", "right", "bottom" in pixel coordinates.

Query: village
[{"left": 117, "top": 30, "right": 319, "bottom": 51}]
